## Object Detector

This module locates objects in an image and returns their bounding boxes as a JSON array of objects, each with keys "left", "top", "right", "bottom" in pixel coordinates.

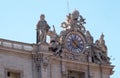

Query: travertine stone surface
[{"left": 0, "top": 10, "right": 114, "bottom": 78}]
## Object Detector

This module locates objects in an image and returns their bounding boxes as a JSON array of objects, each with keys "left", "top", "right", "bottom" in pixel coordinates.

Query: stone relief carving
[
  {"left": 33, "top": 54, "right": 43, "bottom": 67},
  {"left": 61, "top": 49, "right": 87, "bottom": 62},
  {"left": 34, "top": 54, "right": 49, "bottom": 70},
  {"left": 42, "top": 56, "right": 49, "bottom": 69},
  {"left": 61, "top": 10, "right": 86, "bottom": 33}
]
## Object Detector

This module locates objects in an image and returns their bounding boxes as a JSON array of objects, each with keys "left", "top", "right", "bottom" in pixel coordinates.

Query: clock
[{"left": 64, "top": 31, "right": 86, "bottom": 55}]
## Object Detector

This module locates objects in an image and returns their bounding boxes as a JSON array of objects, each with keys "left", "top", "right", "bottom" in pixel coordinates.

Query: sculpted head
[
  {"left": 71, "top": 10, "right": 80, "bottom": 20},
  {"left": 40, "top": 14, "right": 45, "bottom": 20}
]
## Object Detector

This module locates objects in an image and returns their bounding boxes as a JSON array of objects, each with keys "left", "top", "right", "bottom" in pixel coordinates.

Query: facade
[{"left": 0, "top": 10, "right": 114, "bottom": 78}]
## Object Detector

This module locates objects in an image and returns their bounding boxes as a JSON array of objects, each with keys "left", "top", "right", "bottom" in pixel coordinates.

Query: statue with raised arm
[
  {"left": 36, "top": 14, "right": 50, "bottom": 44},
  {"left": 86, "top": 30, "right": 93, "bottom": 45},
  {"left": 99, "top": 33, "right": 107, "bottom": 53}
]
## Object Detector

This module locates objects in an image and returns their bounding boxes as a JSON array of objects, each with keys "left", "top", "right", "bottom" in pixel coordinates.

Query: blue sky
[{"left": 0, "top": 0, "right": 120, "bottom": 78}]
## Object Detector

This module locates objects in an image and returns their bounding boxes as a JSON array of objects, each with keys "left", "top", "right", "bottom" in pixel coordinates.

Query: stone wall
[{"left": 0, "top": 50, "right": 33, "bottom": 78}]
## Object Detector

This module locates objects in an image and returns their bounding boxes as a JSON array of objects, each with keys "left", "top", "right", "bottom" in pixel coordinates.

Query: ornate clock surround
[{"left": 61, "top": 29, "right": 86, "bottom": 55}]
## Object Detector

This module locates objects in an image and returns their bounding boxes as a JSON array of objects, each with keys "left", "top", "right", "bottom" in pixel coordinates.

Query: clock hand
[
  {"left": 72, "top": 39, "right": 80, "bottom": 48},
  {"left": 72, "top": 39, "right": 82, "bottom": 53}
]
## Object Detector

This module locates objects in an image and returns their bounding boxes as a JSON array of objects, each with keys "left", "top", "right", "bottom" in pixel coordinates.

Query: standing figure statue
[
  {"left": 86, "top": 31, "right": 93, "bottom": 45},
  {"left": 99, "top": 33, "right": 107, "bottom": 53},
  {"left": 36, "top": 14, "right": 50, "bottom": 44}
]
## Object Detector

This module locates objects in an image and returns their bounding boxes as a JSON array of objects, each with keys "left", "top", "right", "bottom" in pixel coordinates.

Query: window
[
  {"left": 70, "top": 76, "right": 75, "bottom": 78},
  {"left": 68, "top": 71, "right": 85, "bottom": 78},
  {"left": 6, "top": 69, "right": 21, "bottom": 78}
]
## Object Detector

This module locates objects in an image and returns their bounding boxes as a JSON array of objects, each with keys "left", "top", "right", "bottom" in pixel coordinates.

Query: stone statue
[
  {"left": 36, "top": 14, "right": 50, "bottom": 44},
  {"left": 61, "top": 10, "right": 86, "bottom": 33},
  {"left": 48, "top": 26, "right": 62, "bottom": 55},
  {"left": 99, "top": 33, "right": 107, "bottom": 53},
  {"left": 92, "top": 47, "right": 110, "bottom": 64},
  {"left": 61, "top": 13, "right": 71, "bottom": 30},
  {"left": 86, "top": 31, "right": 93, "bottom": 45},
  {"left": 92, "top": 34, "right": 110, "bottom": 64},
  {"left": 79, "top": 15, "right": 86, "bottom": 25}
]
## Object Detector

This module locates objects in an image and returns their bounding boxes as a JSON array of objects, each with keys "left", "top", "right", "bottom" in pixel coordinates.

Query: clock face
[{"left": 65, "top": 32, "right": 85, "bottom": 54}]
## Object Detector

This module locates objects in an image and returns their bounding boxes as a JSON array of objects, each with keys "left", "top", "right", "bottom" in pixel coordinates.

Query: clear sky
[{"left": 0, "top": 0, "right": 119, "bottom": 78}]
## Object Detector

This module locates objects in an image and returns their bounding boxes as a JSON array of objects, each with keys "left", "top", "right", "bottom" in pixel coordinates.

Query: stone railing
[{"left": 0, "top": 38, "right": 33, "bottom": 52}]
